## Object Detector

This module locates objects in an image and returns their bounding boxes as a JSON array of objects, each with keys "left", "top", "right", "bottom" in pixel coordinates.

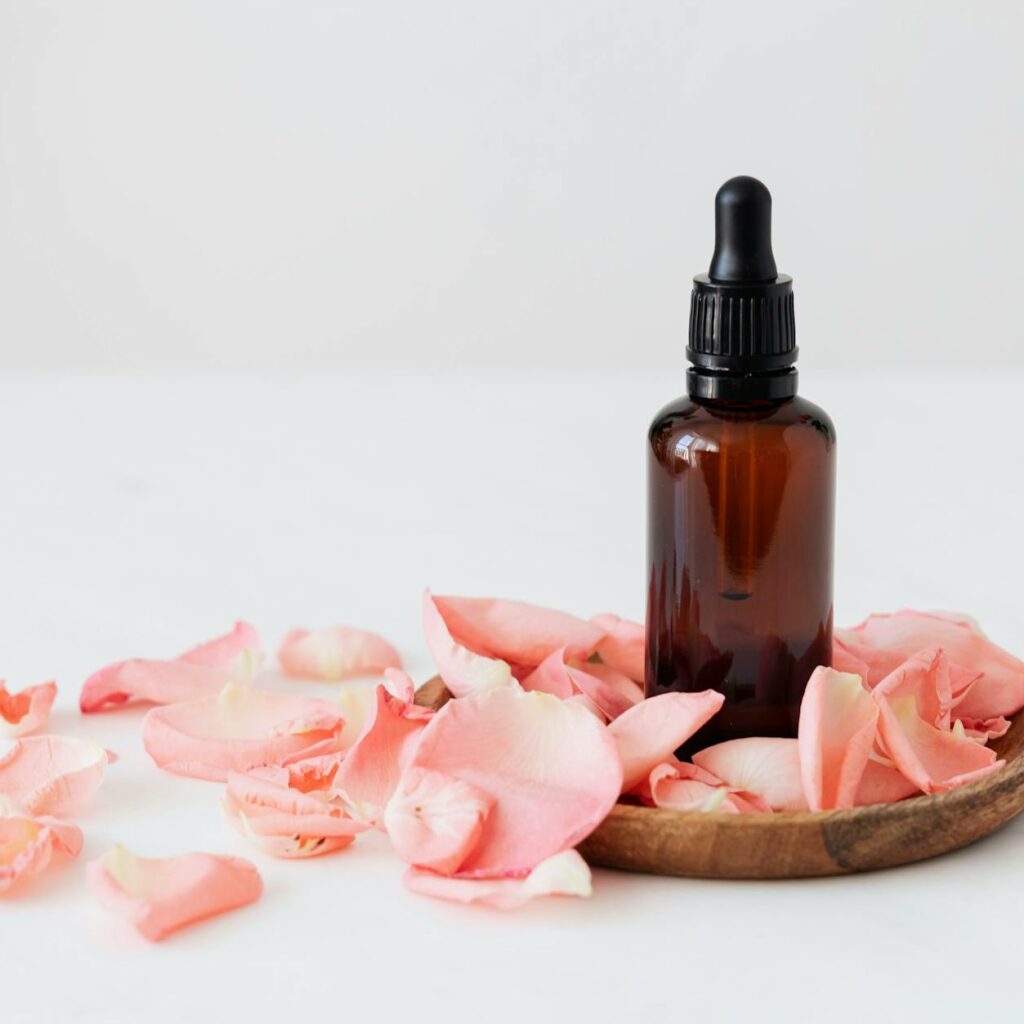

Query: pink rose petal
[
  {"left": 332, "top": 685, "right": 434, "bottom": 822},
  {"left": 854, "top": 756, "right": 920, "bottom": 806},
  {"left": 642, "top": 762, "right": 770, "bottom": 814},
  {"left": 223, "top": 771, "right": 370, "bottom": 858},
  {"left": 798, "top": 667, "right": 879, "bottom": 810},
  {"left": 277, "top": 626, "right": 402, "bottom": 681},
  {"left": 88, "top": 846, "right": 262, "bottom": 941},
  {"left": 384, "top": 767, "right": 492, "bottom": 873},
  {"left": 81, "top": 621, "right": 262, "bottom": 712},
  {"left": 408, "top": 687, "right": 622, "bottom": 877},
  {"left": 403, "top": 849, "right": 592, "bottom": 909},
  {"left": 0, "top": 681, "right": 57, "bottom": 738},
  {"left": 0, "top": 799, "right": 83, "bottom": 894},
  {"left": 957, "top": 715, "right": 1011, "bottom": 743},
  {"left": 142, "top": 683, "right": 345, "bottom": 782},
  {"left": 693, "top": 737, "right": 808, "bottom": 811},
  {"left": 590, "top": 613, "right": 645, "bottom": 681},
  {"left": 836, "top": 610, "right": 1024, "bottom": 719},
  {"left": 430, "top": 595, "right": 605, "bottom": 667},
  {"left": 0, "top": 735, "right": 112, "bottom": 816},
  {"left": 608, "top": 690, "right": 725, "bottom": 793},
  {"left": 423, "top": 591, "right": 515, "bottom": 698},
  {"left": 521, "top": 647, "right": 641, "bottom": 720}
]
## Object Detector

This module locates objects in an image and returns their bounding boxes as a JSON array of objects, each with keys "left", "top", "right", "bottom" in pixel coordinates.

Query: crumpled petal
[
  {"left": 957, "top": 715, "right": 1011, "bottom": 743},
  {"left": 332, "top": 685, "right": 434, "bottom": 822},
  {"left": 0, "top": 681, "right": 57, "bottom": 738},
  {"left": 0, "top": 735, "right": 112, "bottom": 815},
  {"left": 0, "top": 797, "right": 83, "bottom": 894},
  {"left": 81, "top": 621, "right": 262, "bottom": 712},
  {"left": 608, "top": 690, "right": 725, "bottom": 792},
  {"left": 222, "top": 771, "right": 370, "bottom": 858},
  {"left": 589, "top": 613, "right": 645, "bottom": 681},
  {"left": 423, "top": 591, "right": 516, "bottom": 698},
  {"left": 88, "top": 846, "right": 262, "bottom": 941},
  {"left": 403, "top": 849, "right": 592, "bottom": 909},
  {"left": 384, "top": 767, "right": 493, "bottom": 873},
  {"left": 693, "top": 737, "right": 808, "bottom": 811},
  {"left": 521, "top": 647, "right": 641, "bottom": 720},
  {"left": 429, "top": 594, "right": 605, "bottom": 667},
  {"left": 142, "top": 683, "right": 345, "bottom": 782},
  {"left": 798, "top": 667, "right": 879, "bottom": 810},
  {"left": 640, "top": 761, "right": 770, "bottom": 813},
  {"left": 836, "top": 610, "right": 1024, "bottom": 719},
  {"left": 407, "top": 687, "right": 621, "bottom": 877},
  {"left": 277, "top": 626, "right": 402, "bottom": 681}
]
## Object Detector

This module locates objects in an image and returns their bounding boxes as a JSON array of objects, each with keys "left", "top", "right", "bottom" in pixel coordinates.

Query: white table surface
[{"left": 2, "top": 368, "right": 1022, "bottom": 1024}]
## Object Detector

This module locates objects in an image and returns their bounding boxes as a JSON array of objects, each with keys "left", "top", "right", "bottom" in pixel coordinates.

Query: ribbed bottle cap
[{"left": 687, "top": 177, "right": 798, "bottom": 388}]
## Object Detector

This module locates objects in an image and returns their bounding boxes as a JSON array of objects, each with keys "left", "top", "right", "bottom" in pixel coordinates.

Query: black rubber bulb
[{"left": 708, "top": 176, "right": 778, "bottom": 283}]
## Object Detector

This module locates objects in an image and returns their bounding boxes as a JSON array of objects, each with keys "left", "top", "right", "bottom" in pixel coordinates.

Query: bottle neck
[{"left": 687, "top": 366, "right": 798, "bottom": 402}]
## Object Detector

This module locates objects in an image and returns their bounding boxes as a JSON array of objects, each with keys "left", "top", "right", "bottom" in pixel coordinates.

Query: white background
[{"left": 1, "top": 0, "right": 1022, "bottom": 371}]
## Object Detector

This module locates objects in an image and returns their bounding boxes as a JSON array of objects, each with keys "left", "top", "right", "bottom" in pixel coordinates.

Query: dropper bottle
[{"left": 645, "top": 176, "right": 836, "bottom": 751}]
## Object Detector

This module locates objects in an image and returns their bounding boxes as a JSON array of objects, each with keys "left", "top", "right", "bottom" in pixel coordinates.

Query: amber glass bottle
[{"left": 645, "top": 177, "right": 836, "bottom": 752}]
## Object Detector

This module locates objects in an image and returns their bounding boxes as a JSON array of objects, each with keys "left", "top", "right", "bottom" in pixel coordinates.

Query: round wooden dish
[{"left": 414, "top": 677, "right": 1024, "bottom": 879}]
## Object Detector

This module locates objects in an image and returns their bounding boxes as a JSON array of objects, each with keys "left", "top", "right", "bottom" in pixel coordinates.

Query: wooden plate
[{"left": 414, "top": 677, "right": 1024, "bottom": 879}]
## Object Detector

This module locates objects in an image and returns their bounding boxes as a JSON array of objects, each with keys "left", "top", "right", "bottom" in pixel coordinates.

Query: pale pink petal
[
  {"left": 0, "top": 736, "right": 111, "bottom": 815},
  {"left": 408, "top": 687, "right": 621, "bottom": 876},
  {"left": 643, "top": 761, "right": 770, "bottom": 814},
  {"left": 693, "top": 737, "right": 808, "bottom": 810},
  {"left": 423, "top": 591, "right": 516, "bottom": 698},
  {"left": 836, "top": 610, "right": 1024, "bottom": 719},
  {"left": 0, "top": 681, "right": 57, "bottom": 738},
  {"left": 957, "top": 715, "right": 1011, "bottom": 743},
  {"left": 519, "top": 647, "right": 577, "bottom": 699},
  {"left": 383, "top": 668, "right": 416, "bottom": 703},
  {"left": 280, "top": 751, "right": 347, "bottom": 792},
  {"left": 277, "top": 626, "right": 402, "bottom": 681},
  {"left": 875, "top": 697, "right": 1002, "bottom": 794},
  {"left": 0, "top": 799, "right": 83, "bottom": 894},
  {"left": 608, "top": 690, "right": 725, "bottom": 792},
  {"left": 854, "top": 756, "right": 920, "bottom": 805},
  {"left": 521, "top": 647, "right": 641, "bottom": 719},
  {"left": 798, "top": 667, "right": 879, "bottom": 810},
  {"left": 871, "top": 648, "right": 976, "bottom": 729},
  {"left": 332, "top": 685, "right": 434, "bottom": 822},
  {"left": 88, "top": 846, "right": 262, "bottom": 941},
  {"left": 590, "top": 613, "right": 645, "bottom": 681},
  {"left": 142, "top": 683, "right": 345, "bottom": 782},
  {"left": 384, "top": 767, "right": 492, "bottom": 873},
  {"left": 222, "top": 771, "right": 370, "bottom": 858},
  {"left": 403, "top": 849, "right": 592, "bottom": 909},
  {"left": 431, "top": 594, "right": 605, "bottom": 666},
  {"left": 564, "top": 693, "right": 607, "bottom": 721},
  {"left": 81, "top": 621, "right": 262, "bottom": 712}
]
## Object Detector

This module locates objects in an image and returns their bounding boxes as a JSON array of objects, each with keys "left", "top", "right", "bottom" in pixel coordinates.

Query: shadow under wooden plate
[{"left": 413, "top": 676, "right": 1024, "bottom": 879}]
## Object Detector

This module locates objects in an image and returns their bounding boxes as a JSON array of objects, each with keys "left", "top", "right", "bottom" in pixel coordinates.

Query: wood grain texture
[{"left": 414, "top": 677, "right": 1024, "bottom": 879}]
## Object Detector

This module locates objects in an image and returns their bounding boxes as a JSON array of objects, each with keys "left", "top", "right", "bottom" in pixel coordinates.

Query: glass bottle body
[{"left": 645, "top": 392, "right": 836, "bottom": 752}]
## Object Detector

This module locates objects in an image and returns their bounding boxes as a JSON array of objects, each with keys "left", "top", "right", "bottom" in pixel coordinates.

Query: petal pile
[
  {"left": 81, "top": 621, "right": 262, "bottom": 712},
  {"left": 0, "top": 735, "right": 112, "bottom": 816},
  {"left": 142, "top": 682, "right": 345, "bottom": 781},
  {"left": 277, "top": 626, "right": 402, "bottom": 681},
  {"left": 88, "top": 846, "right": 262, "bottom": 941},
  {"left": 0, "top": 681, "right": 57, "bottom": 738},
  {"left": 0, "top": 799, "right": 83, "bottom": 894}
]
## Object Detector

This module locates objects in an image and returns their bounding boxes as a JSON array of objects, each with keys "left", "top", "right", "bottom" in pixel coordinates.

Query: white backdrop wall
[{"left": 1, "top": 0, "right": 1021, "bottom": 371}]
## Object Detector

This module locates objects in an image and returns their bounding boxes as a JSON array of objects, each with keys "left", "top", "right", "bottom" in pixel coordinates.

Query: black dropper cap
[{"left": 687, "top": 176, "right": 797, "bottom": 401}]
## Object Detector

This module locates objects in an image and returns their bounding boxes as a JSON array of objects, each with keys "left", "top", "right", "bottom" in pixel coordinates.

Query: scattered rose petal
[
  {"left": 854, "top": 755, "right": 920, "bottom": 806},
  {"left": 430, "top": 594, "right": 605, "bottom": 667},
  {"left": 521, "top": 647, "right": 640, "bottom": 720},
  {"left": 277, "top": 626, "right": 402, "bottom": 681},
  {"left": 383, "top": 668, "right": 416, "bottom": 703},
  {"left": 0, "top": 798, "right": 83, "bottom": 894},
  {"left": 142, "top": 683, "right": 345, "bottom": 782},
  {"left": 836, "top": 610, "right": 1024, "bottom": 719},
  {"left": 0, "top": 681, "right": 57, "bottom": 738},
  {"left": 608, "top": 690, "right": 725, "bottom": 793},
  {"left": 88, "top": 846, "right": 262, "bottom": 941},
  {"left": 423, "top": 591, "right": 516, "bottom": 698},
  {"left": 81, "top": 621, "right": 262, "bottom": 712},
  {"left": 0, "top": 735, "right": 112, "bottom": 815},
  {"left": 641, "top": 761, "right": 770, "bottom": 814},
  {"left": 798, "top": 667, "right": 879, "bottom": 810},
  {"left": 223, "top": 771, "right": 370, "bottom": 858},
  {"left": 590, "top": 613, "right": 645, "bottom": 681},
  {"left": 407, "top": 687, "right": 621, "bottom": 877},
  {"left": 333, "top": 685, "right": 434, "bottom": 822},
  {"left": 384, "top": 767, "right": 493, "bottom": 873},
  {"left": 957, "top": 715, "right": 1011, "bottom": 743},
  {"left": 403, "top": 849, "right": 592, "bottom": 909},
  {"left": 279, "top": 751, "right": 347, "bottom": 792},
  {"left": 693, "top": 738, "right": 808, "bottom": 811}
]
